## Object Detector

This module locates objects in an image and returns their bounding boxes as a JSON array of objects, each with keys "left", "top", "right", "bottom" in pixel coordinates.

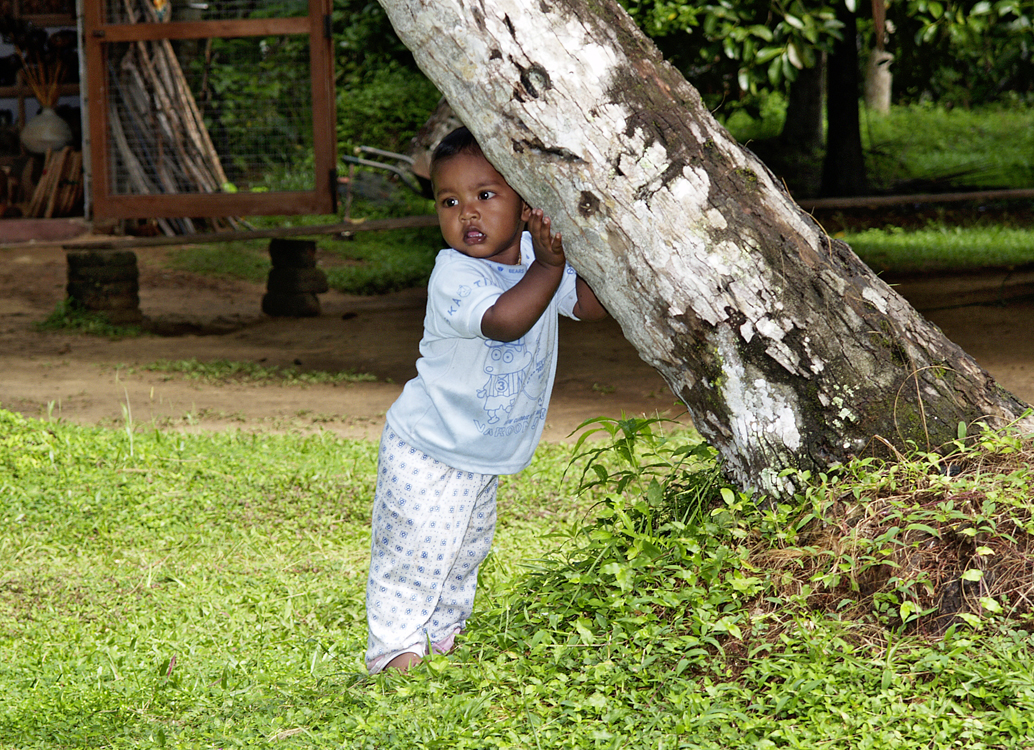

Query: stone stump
[
  {"left": 261, "top": 239, "right": 328, "bottom": 317},
  {"left": 65, "top": 249, "right": 143, "bottom": 325}
]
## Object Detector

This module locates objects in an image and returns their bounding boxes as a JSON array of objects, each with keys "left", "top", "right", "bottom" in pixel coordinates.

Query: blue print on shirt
[{"left": 476, "top": 340, "right": 532, "bottom": 424}]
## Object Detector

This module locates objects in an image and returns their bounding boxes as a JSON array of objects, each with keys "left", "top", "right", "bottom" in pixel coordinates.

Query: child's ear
[{"left": 521, "top": 202, "right": 532, "bottom": 221}]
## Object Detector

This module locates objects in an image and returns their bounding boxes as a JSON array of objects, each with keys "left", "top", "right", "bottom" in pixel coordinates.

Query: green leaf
[
  {"left": 980, "top": 597, "right": 1003, "bottom": 613},
  {"left": 749, "top": 24, "right": 774, "bottom": 42},
  {"left": 904, "top": 522, "right": 941, "bottom": 539},
  {"left": 784, "top": 13, "right": 804, "bottom": 30},
  {"left": 961, "top": 569, "right": 984, "bottom": 582},
  {"left": 573, "top": 617, "right": 595, "bottom": 644},
  {"left": 787, "top": 41, "right": 803, "bottom": 69},
  {"left": 899, "top": 600, "right": 918, "bottom": 623}
]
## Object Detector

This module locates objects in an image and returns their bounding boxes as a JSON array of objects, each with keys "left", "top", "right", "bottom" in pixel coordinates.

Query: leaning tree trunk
[{"left": 377, "top": 0, "right": 1033, "bottom": 496}]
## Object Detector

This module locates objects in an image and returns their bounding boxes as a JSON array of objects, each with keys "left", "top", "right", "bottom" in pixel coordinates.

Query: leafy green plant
[
  {"left": 763, "top": 421, "right": 1034, "bottom": 634},
  {"left": 331, "top": 0, "right": 442, "bottom": 156},
  {"left": 336, "top": 62, "right": 441, "bottom": 156}
]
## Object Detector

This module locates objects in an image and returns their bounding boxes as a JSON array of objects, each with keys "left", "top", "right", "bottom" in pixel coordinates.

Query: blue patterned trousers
[{"left": 365, "top": 425, "right": 498, "bottom": 673}]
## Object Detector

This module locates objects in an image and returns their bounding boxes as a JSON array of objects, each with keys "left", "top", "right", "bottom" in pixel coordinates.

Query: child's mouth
[{"left": 464, "top": 229, "right": 485, "bottom": 243}]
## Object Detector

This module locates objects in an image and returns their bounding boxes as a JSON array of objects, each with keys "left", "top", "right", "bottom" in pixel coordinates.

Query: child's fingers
[
  {"left": 551, "top": 232, "right": 564, "bottom": 254},
  {"left": 529, "top": 208, "right": 566, "bottom": 265}
]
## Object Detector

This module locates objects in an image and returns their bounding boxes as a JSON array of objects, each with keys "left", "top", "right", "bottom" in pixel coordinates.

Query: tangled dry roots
[{"left": 752, "top": 432, "right": 1034, "bottom": 637}]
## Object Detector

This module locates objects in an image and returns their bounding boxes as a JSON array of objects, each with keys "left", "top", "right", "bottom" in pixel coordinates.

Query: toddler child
[{"left": 364, "top": 126, "right": 606, "bottom": 674}]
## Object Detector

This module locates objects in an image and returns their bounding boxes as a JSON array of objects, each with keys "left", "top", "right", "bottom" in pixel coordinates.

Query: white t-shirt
[{"left": 385, "top": 232, "right": 580, "bottom": 475}]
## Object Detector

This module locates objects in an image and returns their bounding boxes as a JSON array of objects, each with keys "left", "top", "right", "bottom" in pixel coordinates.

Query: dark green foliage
[
  {"left": 335, "top": 62, "right": 441, "bottom": 155},
  {"left": 619, "top": 0, "right": 842, "bottom": 107},
  {"left": 621, "top": 0, "right": 1033, "bottom": 119},
  {"left": 888, "top": 0, "right": 1034, "bottom": 106},
  {"left": 186, "top": 34, "right": 314, "bottom": 187},
  {"left": 333, "top": 2, "right": 442, "bottom": 154}
]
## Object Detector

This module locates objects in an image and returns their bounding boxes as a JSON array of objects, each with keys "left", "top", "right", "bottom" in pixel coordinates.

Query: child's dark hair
[{"left": 430, "top": 127, "right": 483, "bottom": 174}]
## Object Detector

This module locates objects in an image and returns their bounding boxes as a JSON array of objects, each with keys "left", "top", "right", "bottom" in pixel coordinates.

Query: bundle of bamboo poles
[
  {"left": 107, "top": 0, "right": 238, "bottom": 234},
  {"left": 27, "top": 146, "right": 83, "bottom": 218},
  {"left": 19, "top": 59, "right": 63, "bottom": 111}
]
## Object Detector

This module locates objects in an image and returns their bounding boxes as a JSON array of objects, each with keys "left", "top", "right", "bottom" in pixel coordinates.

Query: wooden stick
[
  {"left": 101, "top": 0, "right": 239, "bottom": 232},
  {"left": 159, "top": 37, "right": 229, "bottom": 187},
  {"left": 28, "top": 148, "right": 53, "bottom": 217},
  {"left": 57, "top": 149, "right": 81, "bottom": 216},
  {"left": 109, "top": 100, "right": 157, "bottom": 195},
  {"left": 44, "top": 147, "right": 71, "bottom": 218}
]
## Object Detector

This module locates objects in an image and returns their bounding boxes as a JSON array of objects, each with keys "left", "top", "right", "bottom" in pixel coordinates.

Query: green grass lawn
[
  {"left": 3, "top": 409, "right": 1033, "bottom": 748},
  {"left": 843, "top": 223, "right": 1034, "bottom": 274}
]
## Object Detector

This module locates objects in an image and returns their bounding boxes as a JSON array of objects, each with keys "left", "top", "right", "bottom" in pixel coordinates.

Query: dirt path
[{"left": 1, "top": 243, "right": 1032, "bottom": 443}]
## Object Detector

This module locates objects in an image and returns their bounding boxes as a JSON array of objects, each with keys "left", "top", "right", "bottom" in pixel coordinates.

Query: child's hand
[{"left": 528, "top": 208, "right": 566, "bottom": 268}]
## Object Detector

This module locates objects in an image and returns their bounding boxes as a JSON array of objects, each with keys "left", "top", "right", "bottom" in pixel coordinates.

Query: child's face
[{"left": 432, "top": 151, "right": 530, "bottom": 265}]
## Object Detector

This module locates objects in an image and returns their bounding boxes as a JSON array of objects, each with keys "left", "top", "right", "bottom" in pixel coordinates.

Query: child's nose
[{"left": 460, "top": 200, "right": 478, "bottom": 219}]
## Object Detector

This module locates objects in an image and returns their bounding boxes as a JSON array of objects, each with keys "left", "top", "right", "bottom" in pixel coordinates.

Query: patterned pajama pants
[{"left": 365, "top": 426, "right": 498, "bottom": 674}]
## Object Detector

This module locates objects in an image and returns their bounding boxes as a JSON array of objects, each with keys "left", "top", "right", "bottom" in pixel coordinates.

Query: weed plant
[{"left": 4, "top": 408, "right": 1034, "bottom": 747}]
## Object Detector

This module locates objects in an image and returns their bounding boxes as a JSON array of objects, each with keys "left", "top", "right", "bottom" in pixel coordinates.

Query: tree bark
[{"left": 377, "top": 0, "right": 1033, "bottom": 496}]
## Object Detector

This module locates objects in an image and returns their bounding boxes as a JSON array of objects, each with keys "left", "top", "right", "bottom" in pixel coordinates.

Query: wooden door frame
[{"left": 83, "top": 0, "right": 336, "bottom": 220}]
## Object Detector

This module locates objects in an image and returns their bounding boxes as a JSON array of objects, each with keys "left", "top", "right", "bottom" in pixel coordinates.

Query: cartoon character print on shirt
[{"left": 476, "top": 340, "right": 532, "bottom": 424}]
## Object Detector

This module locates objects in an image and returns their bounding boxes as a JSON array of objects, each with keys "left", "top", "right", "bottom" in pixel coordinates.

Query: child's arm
[
  {"left": 479, "top": 209, "right": 566, "bottom": 342},
  {"left": 574, "top": 277, "right": 608, "bottom": 322}
]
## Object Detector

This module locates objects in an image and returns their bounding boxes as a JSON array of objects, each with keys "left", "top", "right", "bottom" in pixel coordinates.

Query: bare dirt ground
[{"left": 1, "top": 241, "right": 1033, "bottom": 443}]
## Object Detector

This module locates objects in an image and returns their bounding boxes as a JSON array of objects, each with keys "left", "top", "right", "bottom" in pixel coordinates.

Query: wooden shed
[{"left": 1, "top": 0, "right": 336, "bottom": 237}]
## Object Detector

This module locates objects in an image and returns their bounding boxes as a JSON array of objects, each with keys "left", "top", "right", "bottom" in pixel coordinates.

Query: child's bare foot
[{"left": 384, "top": 652, "right": 422, "bottom": 673}]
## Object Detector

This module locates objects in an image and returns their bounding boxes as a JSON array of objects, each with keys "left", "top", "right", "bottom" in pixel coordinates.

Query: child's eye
[
  {"left": 478, "top": 190, "right": 495, "bottom": 200},
  {"left": 441, "top": 197, "right": 458, "bottom": 208}
]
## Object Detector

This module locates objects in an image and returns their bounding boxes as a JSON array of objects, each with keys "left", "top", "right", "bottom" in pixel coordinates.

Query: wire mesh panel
[
  {"left": 85, "top": 0, "right": 335, "bottom": 222},
  {"left": 106, "top": 34, "right": 314, "bottom": 197},
  {"left": 105, "top": 0, "right": 307, "bottom": 25}
]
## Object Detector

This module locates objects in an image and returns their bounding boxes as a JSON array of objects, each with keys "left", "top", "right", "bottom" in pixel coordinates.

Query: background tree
[
  {"left": 821, "top": 1, "right": 868, "bottom": 195},
  {"left": 619, "top": 0, "right": 1034, "bottom": 196},
  {"left": 374, "top": 0, "right": 1033, "bottom": 497},
  {"left": 325, "top": 1, "right": 1033, "bottom": 196}
]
